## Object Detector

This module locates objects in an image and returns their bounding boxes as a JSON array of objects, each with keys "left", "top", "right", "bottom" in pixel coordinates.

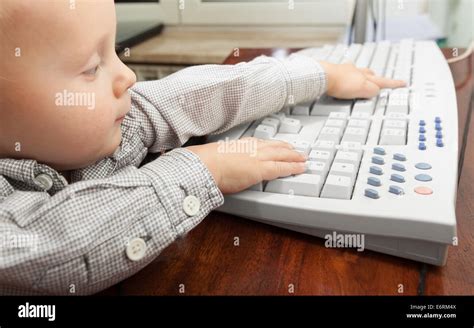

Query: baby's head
[{"left": 0, "top": 0, "right": 136, "bottom": 171}]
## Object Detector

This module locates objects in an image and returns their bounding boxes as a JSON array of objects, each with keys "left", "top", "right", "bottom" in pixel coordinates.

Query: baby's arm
[
  {"left": 0, "top": 149, "right": 223, "bottom": 295},
  {"left": 128, "top": 54, "right": 326, "bottom": 152}
]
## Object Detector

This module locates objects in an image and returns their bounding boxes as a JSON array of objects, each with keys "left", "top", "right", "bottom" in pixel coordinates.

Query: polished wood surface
[
  {"left": 119, "top": 26, "right": 345, "bottom": 65},
  {"left": 98, "top": 47, "right": 473, "bottom": 296}
]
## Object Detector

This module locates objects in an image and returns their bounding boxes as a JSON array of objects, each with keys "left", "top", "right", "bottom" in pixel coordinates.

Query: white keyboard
[{"left": 207, "top": 40, "right": 458, "bottom": 266}]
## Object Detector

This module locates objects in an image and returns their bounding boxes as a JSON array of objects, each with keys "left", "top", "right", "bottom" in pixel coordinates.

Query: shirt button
[
  {"left": 33, "top": 173, "right": 54, "bottom": 191},
  {"left": 125, "top": 237, "right": 147, "bottom": 261},
  {"left": 183, "top": 195, "right": 201, "bottom": 216}
]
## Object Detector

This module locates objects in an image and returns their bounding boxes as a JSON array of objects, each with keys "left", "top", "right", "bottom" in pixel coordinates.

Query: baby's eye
[{"left": 83, "top": 65, "right": 100, "bottom": 76}]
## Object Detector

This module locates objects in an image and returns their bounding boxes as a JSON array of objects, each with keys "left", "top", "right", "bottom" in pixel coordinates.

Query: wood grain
[
  {"left": 101, "top": 47, "right": 473, "bottom": 296},
  {"left": 119, "top": 26, "right": 344, "bottom": 65},
  {"left": 424, "top": 49, "right": 474, "bottom": 295}
]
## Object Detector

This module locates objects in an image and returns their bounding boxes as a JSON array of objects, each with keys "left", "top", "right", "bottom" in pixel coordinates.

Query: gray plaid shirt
[{"left": 0, "top": 54, "right": 326, "bottom": 295}]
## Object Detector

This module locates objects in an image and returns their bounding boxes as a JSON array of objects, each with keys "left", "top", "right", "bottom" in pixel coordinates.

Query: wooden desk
[{"left": 99, "top": 48, "right": 473, "bottom": 296}]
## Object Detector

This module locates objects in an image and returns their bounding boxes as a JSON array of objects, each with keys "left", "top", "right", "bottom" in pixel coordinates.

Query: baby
[{"left": 0, "top": 0, "right": 405, "bottom": 295}]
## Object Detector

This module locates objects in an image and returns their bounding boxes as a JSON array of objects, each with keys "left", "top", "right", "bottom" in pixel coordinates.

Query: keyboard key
[
  {"left": 333, "top": 151, "right": 361, "bottom": 166},
  {"left": 373, "top": 147, "right": 386, "bottom": 155},
  {"left": 379, "top": 128, "right": 406, "bottom": 145},
  {"left": 328, "top": 112, "right": 349, "bottom": 120},
  {"left": 318, "top": 127, "right": 343, "bottom": 143},
  {"left": 355, "top": 42, "right": 375, "bottom": 68},
  {"left": 290, "top": 140, "right": 311, "bottom": 155},
  {"left": 393, "top": 153, "right": 406, "bottom": 161},
  {"left": 367, "top": 176, "right": 381, "bottom": 186},
  {"left": 292, "top": 102, "right": 312, "bottom": 115},
  {"left": 436, "top": 139, "right": 444, "bottom": 147},
  {"left": 386, "top": 89, "right": 409, "bottom": 115},
  {"left": 419, "top": 126, "right": 426, "bottom": 133},
  {"left": 371, "top": 156, "right": 385, "bottom": 165},
  {"left": 311, "top": 95, "right": 352, "bottom": 116},
  {"left": 265, "top": 174, "right": 323, "bottom": 197},
  {"left": 436, "top": 131, "right": 443, "bottom": 138},
  {"left": 435, "top": 124, "right": 442, "bottom": 131},
  {"left": 418, "top": 142, "right": 426, "bottom": 150},
  {"left": 279, "top": 118, "right": 301, "bottom": 134},
  {"left": 312, "top": 140, "right": 336, "bottom": 151},
  {"left": 339, "top": 141, "right": 364, "bottom": 157},
  {"left": 324, "top": 119, "right": 347, "bottom": 129},
  {"left": 341, "top": 127, "right": 368, "bottom": 144},
  {"left": 347, "top": 119, "right": 371, "bottom": 129},
  {"left": 435, "top": 116, "right": 441, "bottom": 123},
  {"left": 419, "top": 119, "right": 426, "bottom": 126},
  {"left": 308, "top": 150, "right": 334, "bottom": 165},
  {"left": 370, "top": 166, "right": 383, "bottom": 175},
  {"left": 329, "top": 162, "right": 357, "bottom": 182},
  {"left": 386, "top": 113, "right": 407, "bottom": 121},
  {"left": 270, "top": 112, "right": 286, "bottom": 122},
  {"left": 261, "top": 117, "right": 280, "bottom": 131},
  {"left": 320, "top": 174, "right": 353, "bottom": 200},
  {"left": 390, "top": 173, "right": 405, "bottom": 183},
  {"left": 306, "top": 161, "right": 329, "bottom": 177},
  {"left": 415, "top": 174, "right": 432, "bottom": 182},
  {"left": 389, "top": 185, "right": 405, "bottom": 195},
  {"left": 415, "top": 162, "right": 432, "bottom": 170},
  {"left": 364, "top": 188, "right": 380, "bottom": 199},
  {"left": 419, "top": 134, "right": 426, "bottom": 141},
  {"left": 352, "top": 98, "right": 376, "bottom": 115},
  {"left": 253, "top": 124, "right": 276, "bottom": 139},
  {"left": 392, "top": 163, "right": 406, "bottom": 172},
  {"left": 383, "top": 119, "right": 407, "bottom": 130},
  {"left": 414, "top": 186, "right": 433, "bottom": 195}
]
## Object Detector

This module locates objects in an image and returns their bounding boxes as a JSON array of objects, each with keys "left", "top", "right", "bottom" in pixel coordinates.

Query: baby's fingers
[
  {"left": 260, "top": 161, "right": 306, "bottom": 181},
  {"left": 358, "top": 80, "right": 380, "bottom": 98},
  {"left": 367, "top": 75, "right": 406, "bottom": 89}
]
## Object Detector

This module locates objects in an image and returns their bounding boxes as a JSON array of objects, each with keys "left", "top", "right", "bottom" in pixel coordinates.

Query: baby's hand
[
  {"left": 187, "top": 138, "right": 306, "bottom": 194},
  {"left": 319, "top": 61, "right": 406, "bottom": 99}
]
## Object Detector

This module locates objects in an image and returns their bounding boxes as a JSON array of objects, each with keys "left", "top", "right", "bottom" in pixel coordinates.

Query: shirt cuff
[{"left": 140, "top": 148, "right": 224, "bottom": 237}]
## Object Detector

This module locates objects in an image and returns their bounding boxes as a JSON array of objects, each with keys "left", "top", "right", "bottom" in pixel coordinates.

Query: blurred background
[{"left": 114, "top": 0, "right": 473, "bottom": 80}]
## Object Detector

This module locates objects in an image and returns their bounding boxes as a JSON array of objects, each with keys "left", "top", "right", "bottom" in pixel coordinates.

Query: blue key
[
  {"left": 393, "top": 153, "right": 406, "bottom": 161},
  {"left": 373, "top": 147, "right": 386, "bottom": 155},
  {"left": 419, "top": 142, "right": 426, "bottom": 150},
  {"left": 419, "top": 134, "right": 426, "bottom": 141},
  {"left": 436, "top": 131, "right": 443, "bottom": 138},
  {"left": 391, "top": 174, "right": 405, "bottom": 183},
  {"left": 372, "top": 156, "right": 385, "bottom": 165},
  {"left": 435, "top": 117, "right": 441, "bottom": 123},
  {"left": 415, "top": 162, "right": 432, "bottom": 170},
  {"left": 389, "top": 185, "right": 404, "bottom": 195},
  {"left": 415, "top": 174, "right": 432, "bottom": 182},
  {"left": 435, "top": 123, "right": 442, "bottom": 131},
  {"left": 436, "top": 139, "right": 444, "bottom": 147},
  {"left": 367, "top": 177, "right": 381, "bottom": 187},
  {"left": 365, "top": 188, "right": 380, "bottom": 199},
  {"left": 392, "top": 163, "right": 406, "bottom": 172},
  {"left": 370, "top": 166, "right": 383, "bottom": 175},
  {"left": 419, "top": 127, "right": 426, "bottom": 133},
  {"left": 419, "top": 120, "right": 426, "bottom": 126}
]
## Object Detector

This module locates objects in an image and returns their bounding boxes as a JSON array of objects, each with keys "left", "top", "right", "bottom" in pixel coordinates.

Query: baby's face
[{"left": 0, "top": 0, "right": 136, "bottom": 170}]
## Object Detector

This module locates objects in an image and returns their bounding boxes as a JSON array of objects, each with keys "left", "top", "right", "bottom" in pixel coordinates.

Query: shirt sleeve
[
  {"left": 0, "top": 148, "right": 223, "bottom": 295},
  {"left": 129, "top": 54, "right": 327, "bottom": 152}
]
